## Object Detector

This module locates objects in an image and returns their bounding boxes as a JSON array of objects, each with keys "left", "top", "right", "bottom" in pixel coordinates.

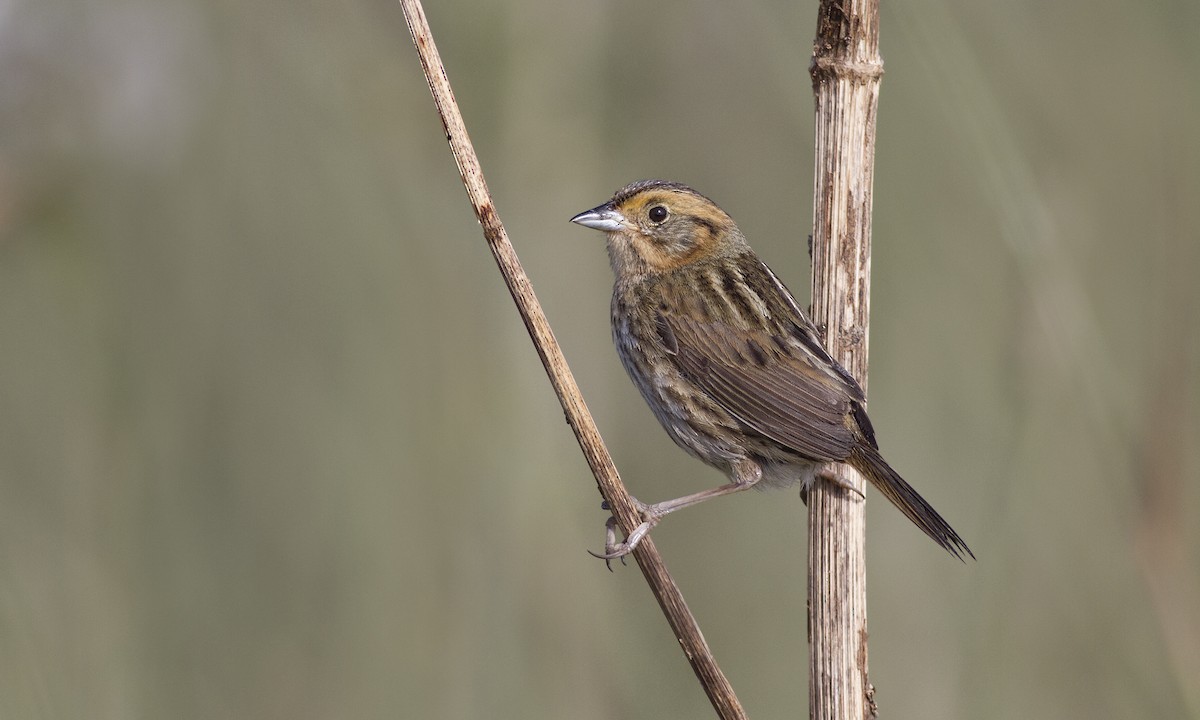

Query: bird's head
[{"left": 570, "top": 180, "right": 746, "bottom": 279}]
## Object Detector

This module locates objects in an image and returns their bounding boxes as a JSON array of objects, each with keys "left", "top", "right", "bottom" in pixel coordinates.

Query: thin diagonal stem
[{"left": 398, "top": 1, "right": 746, "bottom": 717}]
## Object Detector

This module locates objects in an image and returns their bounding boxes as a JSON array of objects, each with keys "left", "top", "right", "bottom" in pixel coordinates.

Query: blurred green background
[{"left": 2, "top": 0, "right": 1197, "bottom": 718}]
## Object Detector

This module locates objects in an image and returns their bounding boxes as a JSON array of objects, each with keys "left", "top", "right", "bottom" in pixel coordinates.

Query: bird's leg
[{"left": 590, "top": 460, "right": 762, "bottom": 563}]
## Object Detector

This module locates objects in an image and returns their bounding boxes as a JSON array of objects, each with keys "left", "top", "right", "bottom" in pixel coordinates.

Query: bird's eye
[{"left": 648, "top": 205, "right": 669, "bottom": 223}]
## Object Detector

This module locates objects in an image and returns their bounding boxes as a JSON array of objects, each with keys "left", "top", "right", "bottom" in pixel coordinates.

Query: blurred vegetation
[{"left": 1, "top": 0, "right": 1197, "bottom": 718}]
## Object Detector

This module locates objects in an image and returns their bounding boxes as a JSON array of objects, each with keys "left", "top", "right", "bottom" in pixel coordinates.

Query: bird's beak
[{"left": 570, "top": 204, "right": 627, "bottom": 232}]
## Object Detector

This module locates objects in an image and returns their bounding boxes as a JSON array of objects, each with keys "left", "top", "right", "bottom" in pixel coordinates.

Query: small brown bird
[{"left": 571, "top": 180, "right": 972, "bottom": 560}]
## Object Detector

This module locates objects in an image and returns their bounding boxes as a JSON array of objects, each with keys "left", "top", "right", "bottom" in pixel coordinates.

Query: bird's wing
[{"left": 656, "top": 261, "right": 864, "bottom": 462}]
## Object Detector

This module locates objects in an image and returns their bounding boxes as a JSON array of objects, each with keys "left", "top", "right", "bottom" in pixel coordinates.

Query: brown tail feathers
[{"left": 849, "top": 443, "right": 974, "bottom": 561}]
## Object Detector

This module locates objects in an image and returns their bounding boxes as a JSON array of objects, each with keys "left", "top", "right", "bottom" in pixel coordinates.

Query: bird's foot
[
  {"left": 589, "top": 499, "right": 662, "bottom": 570},
  {"left": 817, "top": 467, "right": 866, "bottom": 499}
]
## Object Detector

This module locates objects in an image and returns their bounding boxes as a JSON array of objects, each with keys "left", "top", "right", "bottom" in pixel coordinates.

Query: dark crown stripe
[{"left": 610, "top": 179, "right": 714, "bottom": 207}]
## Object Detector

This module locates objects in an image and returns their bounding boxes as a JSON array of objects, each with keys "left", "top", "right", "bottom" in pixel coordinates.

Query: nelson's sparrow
[{"left": 571, "top": 180, "right": 972, "bottom": 561}]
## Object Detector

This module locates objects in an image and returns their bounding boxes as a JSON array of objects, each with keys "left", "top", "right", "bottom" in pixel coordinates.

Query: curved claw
[
  {"left": 586, "top": 547, "right": 627, "bottom": 571},
  {"left": 815, "top": 468, "right": 866, "bottom": 500},
  {"left": 587, "top": 517, "right": 626, "bottom": 571},
  {"left": 588, "top": 516, "right": 655, "bottom": 570}
]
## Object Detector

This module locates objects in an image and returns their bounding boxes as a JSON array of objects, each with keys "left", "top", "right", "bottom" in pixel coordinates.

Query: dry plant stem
[
  {"left": 398, "top": 1, "right": 746, "bottom": 718},
  {"left": 807, "top": 1, "right": 883, "bottom": 719},
  {"left": 1136, "top": 342, "right": 1200, "bottom": 716}
]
